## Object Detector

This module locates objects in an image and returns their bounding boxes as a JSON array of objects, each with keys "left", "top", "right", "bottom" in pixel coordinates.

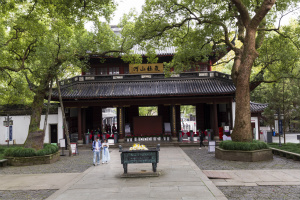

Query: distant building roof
[{"left": 250, "top": 102, "right": 268, "bottom": 113}]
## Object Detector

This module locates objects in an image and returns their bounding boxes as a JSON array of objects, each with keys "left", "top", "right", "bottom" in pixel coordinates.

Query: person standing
[
  {"left": 199, "top": 130, "right": 205, "bottom": 149},
  {"left": 102, "top": 139, "right": 110, "bottom": 164},
  {"left": 92, "top": 136, "right": 101, "bottom": 166}
]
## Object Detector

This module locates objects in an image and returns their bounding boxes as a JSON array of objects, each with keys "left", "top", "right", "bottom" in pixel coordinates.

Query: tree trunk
[
  {"left": 231, "top": 30, "right": 258, "bottom": 142},
  {"left": 24, "top": 84, "right": 49, "bottom": 150},
  {"left": 56, "top": 76, "right": 72, "bottom": 156}
]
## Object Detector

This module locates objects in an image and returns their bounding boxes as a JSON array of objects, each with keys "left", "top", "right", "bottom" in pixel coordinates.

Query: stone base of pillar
[
  {"left": 77, "top": 139, "right": 83, "bottom": 146},
  {"left": 171, "top": 137, "right": 178, "bottom": 142},
  {"left": 118, "top": 139, "right": 125, "bottom": 143}
]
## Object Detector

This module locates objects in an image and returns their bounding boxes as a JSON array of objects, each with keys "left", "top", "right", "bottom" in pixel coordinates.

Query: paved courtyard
[{"left": 0, "top": 145, "right": 299, "bottom": 200}]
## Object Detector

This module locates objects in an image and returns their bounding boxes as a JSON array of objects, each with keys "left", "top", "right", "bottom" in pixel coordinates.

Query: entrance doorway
[
  {"left": 50, "top": 124, "right": 58, "bottom": 143},
  {"left": 102, "top": 107, "right": 117, "bottom": 133},
  {"left": 180, "top": 105, "right": 196, "bottom": 133}
]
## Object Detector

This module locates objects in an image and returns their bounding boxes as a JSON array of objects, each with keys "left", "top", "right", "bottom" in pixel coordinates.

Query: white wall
[
  {"left": 251, "top": 117, "right": 259, "bottom": 140},
  {"left": 0, "top": 107, "right": 63, "bottom": 145}
]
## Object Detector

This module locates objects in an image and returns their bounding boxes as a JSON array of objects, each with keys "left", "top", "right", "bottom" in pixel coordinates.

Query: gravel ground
[
  {"left": 0, "top": 149, "right": 93, "bottom": 174},
  {"left": 218, "top": 186, "right": 300, "bottom": 200},
  {"left": 0, "top": 190, "right": 56, "bottom": 200},
  {"left": 181, "top": 146, "right": 300, "bottom": 170},
  {"left": 181, "top": 146, "right": 300, "bottom": 200},
  {"left": 0, "top": 149, "right": 93, "bottom": 200}
]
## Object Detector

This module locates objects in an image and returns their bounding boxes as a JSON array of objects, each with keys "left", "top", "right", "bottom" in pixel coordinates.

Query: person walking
[
  {"left": 92, "top": 136, "right": 102, "bottom": 166},
  {"left": 102, "top": 139, "right": 110, "bottom": 164},
  {"left": 199, "top": 130, "right": 205, "bottom": 149}
]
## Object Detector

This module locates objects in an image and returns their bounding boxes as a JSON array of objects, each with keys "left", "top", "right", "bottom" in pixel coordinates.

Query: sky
[
  {"left": 105, "top": 0, "right": 296, "bottom": 26},
  {"left": 110, "top": 0, "right": 145, "bottom": 25}
]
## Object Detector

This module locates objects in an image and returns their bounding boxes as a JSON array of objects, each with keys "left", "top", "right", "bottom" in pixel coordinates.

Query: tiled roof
[
  {"left": 52, "top": 72, "right": 235, "bottom": 99},
  {"left": 250, "top": 102, "right": 268, "bottom": 113},
  {"left": 131, "top": 45, "right": 176, "bottom": 56}
]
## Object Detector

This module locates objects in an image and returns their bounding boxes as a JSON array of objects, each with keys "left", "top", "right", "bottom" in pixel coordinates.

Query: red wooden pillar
[
  {"left": 78, "top": 107, "right": 82, "bottom": 140},
  {"left": 117, "top": 107, "right": 125, "bottom": 141},
  {"left": 213, "top": 102, "right": 218, "bottom": 139}
]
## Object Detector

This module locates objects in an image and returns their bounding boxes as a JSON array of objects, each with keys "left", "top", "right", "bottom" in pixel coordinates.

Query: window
[
  {"left": 109, "top": 66, "right": 119, "bottom": 75},
  {"left": 139, "top": 106, "right": 158, "bottom": 116},
  {"left": 99, "top": 67, "right": 108, "bottom": 75}
]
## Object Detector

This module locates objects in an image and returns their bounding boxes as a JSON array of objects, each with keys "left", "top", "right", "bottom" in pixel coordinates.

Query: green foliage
[
  {"left": 139, "top": 106, "right": 158, "bottom": 116},
  {"left": 0, "top": 146, "right": 5, "bottom": 154},
  {"left": 44, "top": 144, "right": 59, "bottom": 154},
  {"left": 251, "top": 78, "right": 300, "bottom": 129},
  {"left": 3, "top": 144, "right": 58, "bottom": 157},
  {"left": 219, "top": 140, "right": 269, "bottom": 151},
  {"left": 36, "top": 149, "right": 47, "bottom": 156},
  {"left": 268, "top": 143, "right": 300, "bottom": 154},
  {"left": 3, "top": 147, "right": 16, "bottom": 157},
  {"left": 4, "top": 147, "right": 37, "bottom": 157},
  {"left": 180, "top": 105, "right": 195, "bottom": 119}
]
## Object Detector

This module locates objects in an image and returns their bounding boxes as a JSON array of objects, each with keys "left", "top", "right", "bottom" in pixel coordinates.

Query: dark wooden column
[
  {"left": 170, "top": 105, "right": 178, "bottom": 140},
  {"left": 82, "top": 108, "right": 86, "bottom": 136},
  {"left": 78, "top": 107, "right": 82, "bottom": 140},
  {"left": 196, "top": 103, "right": 205, "bottom": 131},
  {"left": 175, "top": 105, "right": 181, "bottom": 133},
  {"left": 117, "top": 107, "right": 125, "bottom": 141},
  {"left": 213, "top": 102, "right": 219, "bottom": 140}
]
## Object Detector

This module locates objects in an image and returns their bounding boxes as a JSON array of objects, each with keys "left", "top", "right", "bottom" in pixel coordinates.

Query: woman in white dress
[{"left": 102, "top": 139, "right": 110, "bottom": 163}]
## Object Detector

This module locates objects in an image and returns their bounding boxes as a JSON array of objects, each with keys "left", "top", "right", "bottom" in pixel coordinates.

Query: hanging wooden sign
[{"left": 129, "top": 63, "right": 163, "bottom": 74}]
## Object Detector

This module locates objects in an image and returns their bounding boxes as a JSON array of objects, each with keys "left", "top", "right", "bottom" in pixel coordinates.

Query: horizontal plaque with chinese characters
[{"left": 129, "top": 63, "right": 163, "bottom": 74}]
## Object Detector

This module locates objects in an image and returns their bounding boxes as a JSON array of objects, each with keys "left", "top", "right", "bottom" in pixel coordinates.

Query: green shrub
[
  {"left": 44, "top": 144, "right": 59, "bottom": 154},
  {"left": 0, "top": 146, "right": 5, "bottom": 154},
  {"left": 3, "top": 144, "right": 59, "bottom": 158},
  {"left": 268, "top": 143, "right": 300, "bottom": 154},
  {"left": 36, "top": 149, "right": 47, "bottom": 156},
  {"left": 4, "top": 148, "right": 14, "bottom": 157},
  {"left": 219, "top": 140, "right": 269, "bottom": 151},
  {"left": 10, "top": 147, "right": 36, "bottom": 157}
]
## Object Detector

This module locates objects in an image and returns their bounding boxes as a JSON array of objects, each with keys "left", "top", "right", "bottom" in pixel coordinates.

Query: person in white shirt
[
  {"left": 92, "top": 136, "right": 101, "bottom": 166},
  {"left": 102, "top": 139, "right": 110, "bottom": 164}
]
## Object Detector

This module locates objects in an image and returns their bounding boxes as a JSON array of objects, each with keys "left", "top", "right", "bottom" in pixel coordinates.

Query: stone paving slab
[
  {"left": 0, "top": 173, "right": 80, "bottom": 190},
  {"left": 47, "top": 147, "right": 225, "bottom": 200},
  {"left": 204, "top": 170, "right": 300, "bottom": 187}
]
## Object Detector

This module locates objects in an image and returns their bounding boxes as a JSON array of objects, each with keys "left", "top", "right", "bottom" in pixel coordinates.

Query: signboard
[
  {"left": 59, "top": 139, "right": 66, "bottom": 148},
  {"left": 129, "top": 63, "right": 163, "bottom": 74},
  {"left": 70, "top": 143, "right": 77, "bottom": 155},
  {"left": 3, "top": 120, "right": 13, "bottom": 126},
  {"left": 279, "top": 120, "right": 283, "bottom": 135},
  {"left": 224, "top": 126, "right": 229, "bottom": 132},
  {"left": 274, "top": 120, "right": 279, "bottom": 133},
  {"left": 9, "top": 126, "right": 13, "bottom": 141},
  {"left": 208, "top": 141, "right": 216, "bottom": 153}
]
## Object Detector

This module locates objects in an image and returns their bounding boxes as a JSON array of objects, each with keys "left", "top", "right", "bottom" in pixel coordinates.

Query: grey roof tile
[{"left": 52, "top": 78, "right": 235, "bottom": 99}]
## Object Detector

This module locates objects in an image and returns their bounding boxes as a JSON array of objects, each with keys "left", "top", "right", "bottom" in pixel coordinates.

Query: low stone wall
[
  {"left": 270, "top": 147, "right": 300, "bottom": 161},
  {"left": 215, "top": 147, "right": 273, "bottom": 162},
  {"left": 6, "top": 151, "right": 60, "bottom": 166}
]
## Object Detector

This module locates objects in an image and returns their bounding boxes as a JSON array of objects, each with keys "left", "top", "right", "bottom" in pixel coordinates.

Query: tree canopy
[
  {"left": 0, "top": 0, "right": 118, "bottom": 150},
  {"left": 120, "top": 0, "right": 300, "bottom": 142}
]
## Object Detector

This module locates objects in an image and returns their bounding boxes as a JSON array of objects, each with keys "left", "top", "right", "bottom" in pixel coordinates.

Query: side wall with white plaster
[{"left": 0, "top": 107, "right": 63, "bottom": 145}]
